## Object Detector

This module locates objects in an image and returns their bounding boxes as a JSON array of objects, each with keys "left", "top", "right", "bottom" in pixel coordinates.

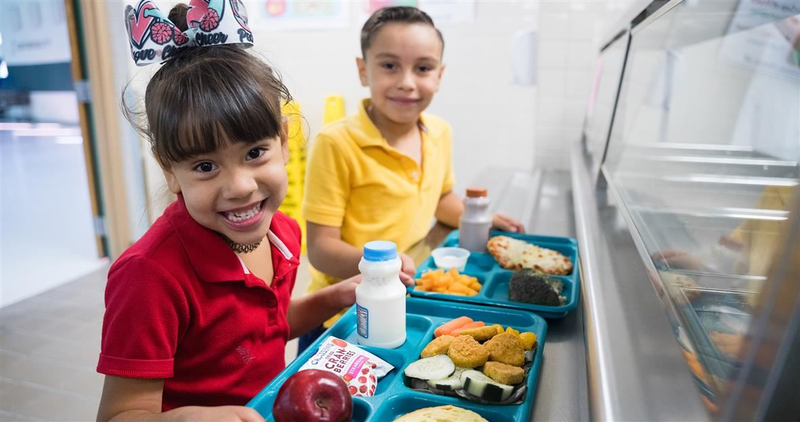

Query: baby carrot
[
  {"left": 450, "top": 321, "right": 486, "bottom": 336},
  {"left": 434, "top": 316, "right": 473, "bottom": 337}
]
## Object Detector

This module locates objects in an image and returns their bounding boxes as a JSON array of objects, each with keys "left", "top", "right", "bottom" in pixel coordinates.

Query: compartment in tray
[
  {"left": 464, "top": 252, "right": 497, "bottom": 272},
  {"left": 411, "top": 230, "right": 580, "bottom": 318},
  {"left": 433, "top": 231, "right": 578, "bottom": 274},
  {"left": 371, "top": 392, "right": 517, "bottom": 422},
  {"left": 352, "top": 399, "right": 373, "bottom": 422},
  {"left": 325, "top": 314, "right": 435, "bottom": 360},
  {"left": 247, "top": 298, "right": 548, "bottom": 422},
  {"left": 485, "top": 272, "right": 573, "bottom": 305}
]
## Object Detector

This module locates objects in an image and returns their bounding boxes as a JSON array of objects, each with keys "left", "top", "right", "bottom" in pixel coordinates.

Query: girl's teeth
[{"left": 225, "top": 202, "right": 261, "bottom": 222}]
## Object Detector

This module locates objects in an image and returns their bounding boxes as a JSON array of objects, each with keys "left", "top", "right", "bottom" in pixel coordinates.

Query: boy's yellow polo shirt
[{"left": 303, "top": 99, "right": 456, "bottom": 302}]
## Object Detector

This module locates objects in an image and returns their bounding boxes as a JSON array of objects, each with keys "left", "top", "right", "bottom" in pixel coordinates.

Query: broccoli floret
[
  {"left": 509, "top": 269, "right": 562, "bottom": 306},
  {"left": 544, "top": 277, "right": 563, "bottom": 295}
]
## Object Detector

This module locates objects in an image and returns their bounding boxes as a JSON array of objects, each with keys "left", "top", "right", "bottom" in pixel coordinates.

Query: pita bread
[
  {"left": 394, "top": 405, "right": 488, "bottom": 422},
  {"left": 487, "top": 235, "right": 573, "bottom": 275}
]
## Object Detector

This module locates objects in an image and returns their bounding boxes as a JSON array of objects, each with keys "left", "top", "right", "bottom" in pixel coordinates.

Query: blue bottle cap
[{"left": 363, "top": 240, "right": 398, "bottom": 262}]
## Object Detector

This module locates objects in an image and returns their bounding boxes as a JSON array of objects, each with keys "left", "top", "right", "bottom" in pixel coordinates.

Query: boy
[{"left": 300, "top": 6, "right": 524, "bottom": 351}]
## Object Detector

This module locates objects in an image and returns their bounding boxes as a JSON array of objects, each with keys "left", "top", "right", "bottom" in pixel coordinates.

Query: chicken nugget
[
  {"left": 447, "top": 335, "right": 488, "bottom": 368},
  {"left": 458, "top": 326, "right": 499, "bottom": 342},
  {"left": 483, "top": 361, "right": 525, "bottom": 385},
  {"left": 420, "top": 335, "right": 455, "bottom": 358},
  {"left": 484, "top": 333, "right": 524, "bottom": 367}
]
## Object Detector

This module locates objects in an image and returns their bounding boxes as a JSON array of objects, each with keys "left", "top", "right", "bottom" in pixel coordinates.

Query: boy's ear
[
  {"left": 356, "top": 57, "right": 369, "bottom": 87},
  {"left": 162, "top": 168, "right": 181, "bottom": 194},
  {"left": 435, "top": 63, "right": 446, "bottom": 92}
]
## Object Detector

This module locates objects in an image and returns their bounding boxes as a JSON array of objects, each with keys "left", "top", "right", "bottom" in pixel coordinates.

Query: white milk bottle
[
  {"left": 459, "top": 187, "right": 492, "bottom": 252},
  {"left": 356, "top": 240, "right": 406, "bottom": 348}
]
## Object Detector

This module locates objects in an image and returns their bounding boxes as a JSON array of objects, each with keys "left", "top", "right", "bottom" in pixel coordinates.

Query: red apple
[{"left": 272, "top": 369, "right": 353, "bottom": 422}]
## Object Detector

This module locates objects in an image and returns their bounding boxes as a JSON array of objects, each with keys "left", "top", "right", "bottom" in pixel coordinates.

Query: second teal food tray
[
  {"left": 411, "top": 230, "right": 581, "bottom": 318},
  {"left": 247, "top": 297, "right": 548, "bottom": 421}
]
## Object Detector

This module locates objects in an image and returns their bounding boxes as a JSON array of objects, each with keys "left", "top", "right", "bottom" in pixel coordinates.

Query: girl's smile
[{"left": 220, "top": 198, "right": 268, "bottom": 229}]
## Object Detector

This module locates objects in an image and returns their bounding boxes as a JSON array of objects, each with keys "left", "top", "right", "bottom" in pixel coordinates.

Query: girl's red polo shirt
[{"left": 97, "top": 197, "right": 300, "bottom": 410}]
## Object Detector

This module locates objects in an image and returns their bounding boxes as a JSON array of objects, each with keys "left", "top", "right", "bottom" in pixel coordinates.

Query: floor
[
  {"left": 1, "top": 123, "right": 106, "bottom": 308},
  {"left": 0, "top": 256, "right": 312, "bottom": 421}
]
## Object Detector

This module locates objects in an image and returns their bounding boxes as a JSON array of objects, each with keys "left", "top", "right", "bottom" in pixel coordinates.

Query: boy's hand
[
  {"left": 330, "top": 255, "right": 414, "bottom": 310},
  {"left": 331, "top": 274, "right": 362, "bottom": 309},
  {"left": 168, "top": 406, "right": 265, "bottom": 422},
  {"left": 399, "top": 253, "right": 417, "bottom": 287},
  {"left": 491, "top": 213, "right": 525, "bottom": 233}
]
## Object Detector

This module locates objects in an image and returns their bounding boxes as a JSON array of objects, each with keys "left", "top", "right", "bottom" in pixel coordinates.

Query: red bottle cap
[{"left": 466, "top": 187, "right": 487, "bottom": 198}]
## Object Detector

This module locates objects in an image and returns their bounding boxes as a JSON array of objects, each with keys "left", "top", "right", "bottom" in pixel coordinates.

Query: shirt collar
[
  {"left": 352, "top": 98, "right": 430, "bottom": 149},
  {"left": 167, "top": 196, "right": 299, "bottom": 283}
]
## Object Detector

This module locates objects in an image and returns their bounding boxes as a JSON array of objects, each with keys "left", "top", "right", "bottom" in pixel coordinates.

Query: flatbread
[
  {"left": 394, "top": 405, "right": 488, "bottom": 422},
  {"left": 487, "top": 235, "right": 573, "bottom": 275}
]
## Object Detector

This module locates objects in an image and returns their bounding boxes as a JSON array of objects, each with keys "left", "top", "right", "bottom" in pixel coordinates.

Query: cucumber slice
[
  {"left": 404, "top": 355, "right": 455, "bottom": 381},
  {"left": 460, "top": 369, "right": 514, "bottom": 401},
  {"left": 525, "top": 348, "right": 536, "bottom": 363},
  {"left": 426, "top": 367, "right": 466, "bottom": 391}
]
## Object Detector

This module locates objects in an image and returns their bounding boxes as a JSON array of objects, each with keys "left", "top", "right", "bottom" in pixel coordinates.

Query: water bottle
[
  {"left": 459, "top": 187, "right": 492, "bottom": 252},
  {"left": 356, "top": 241, "right": 406, "bottom": 348}
]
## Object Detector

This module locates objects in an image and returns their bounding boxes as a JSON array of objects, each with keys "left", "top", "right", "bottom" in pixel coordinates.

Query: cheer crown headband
[{"left": 125, "top": 0, "right": 253, "bottom": 66}]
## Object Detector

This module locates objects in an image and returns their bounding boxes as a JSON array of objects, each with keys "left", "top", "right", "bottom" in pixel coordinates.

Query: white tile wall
[
  {"left": 535, "top": 1, "right": 625, "bottom": 170},
  {"left": 538, "top": 69, "right": 567, "bottom": 97}
]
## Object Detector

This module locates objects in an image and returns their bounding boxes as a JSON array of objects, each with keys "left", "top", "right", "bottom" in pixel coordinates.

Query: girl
[{"left": 97, "top": 2, "right": 370, "bottom": 420}]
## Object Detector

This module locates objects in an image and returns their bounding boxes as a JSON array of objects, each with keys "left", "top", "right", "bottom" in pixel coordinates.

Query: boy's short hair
[{"left": 360, "top": 6, "right": 444, "bottom": 57}]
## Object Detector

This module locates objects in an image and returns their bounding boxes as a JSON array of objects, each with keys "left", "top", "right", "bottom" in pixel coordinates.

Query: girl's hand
[
  {"left": 399, "top": 253, "right": 417, "bottom": 287},
  {"left": 168, "top": 406, "right": 265, "bottom": 422},
  {"left": 492, "top": 213, "right": 525, "bottom": 233}
]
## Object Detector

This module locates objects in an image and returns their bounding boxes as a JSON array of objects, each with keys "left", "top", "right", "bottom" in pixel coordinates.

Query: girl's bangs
[{"left": 155, "top": 66, "right": 283, "bottom": 165}]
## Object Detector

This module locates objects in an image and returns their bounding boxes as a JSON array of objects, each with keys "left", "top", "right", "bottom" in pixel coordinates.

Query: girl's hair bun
[{"left": 168, "top": 3, "right": 189, "bottom": 32}]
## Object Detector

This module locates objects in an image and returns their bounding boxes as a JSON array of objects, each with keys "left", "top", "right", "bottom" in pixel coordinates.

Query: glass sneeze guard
[{"left": 601, "top": 0, "right": 800, "bottom": 413}]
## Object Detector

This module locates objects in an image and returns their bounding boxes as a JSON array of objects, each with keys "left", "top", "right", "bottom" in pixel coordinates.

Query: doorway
[{"left": 0, "top": 0, "right": 106, "bottom": 307}]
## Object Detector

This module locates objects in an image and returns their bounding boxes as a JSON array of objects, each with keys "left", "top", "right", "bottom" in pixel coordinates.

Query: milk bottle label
[{"left": 357, "top": 304, "right": 369, "bottom": 338}]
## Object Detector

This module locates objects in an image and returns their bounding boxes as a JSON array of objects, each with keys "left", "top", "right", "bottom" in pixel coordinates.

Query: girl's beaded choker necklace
[{"left": 219, "top": 234, "right": 265, "bottom": 254}]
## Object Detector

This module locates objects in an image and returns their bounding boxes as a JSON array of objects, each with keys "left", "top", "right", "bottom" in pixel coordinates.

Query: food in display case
[
  {"left": 671, "top": 286, "right": 755, "bottom": 391},
  {"left": 708, "top": 331, "right": 744, "bottom": 358},
  {"left": 487, "top": 235, "right": 573, "bottom": 275}
]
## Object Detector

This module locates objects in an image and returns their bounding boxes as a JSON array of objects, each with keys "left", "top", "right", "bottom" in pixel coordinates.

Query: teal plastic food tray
[
  {"left": 411, "top": 230, "right": 581, "bottom": 318},
  {"left": 247, "top": 297, "right": 548, "bottom": 421}
]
